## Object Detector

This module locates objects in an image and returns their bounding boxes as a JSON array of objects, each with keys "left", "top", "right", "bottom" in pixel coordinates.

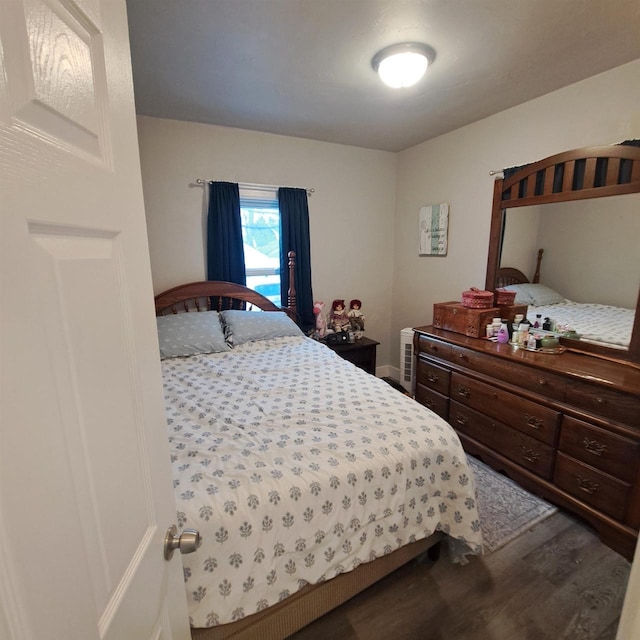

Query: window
[{"left": 239, "top": 193, "right": 282, "bottom": 305}]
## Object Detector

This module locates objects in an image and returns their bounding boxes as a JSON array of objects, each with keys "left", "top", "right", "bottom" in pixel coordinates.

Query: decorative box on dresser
[{"left": 413, "top": 326, "right": 640, "bottom": 560}]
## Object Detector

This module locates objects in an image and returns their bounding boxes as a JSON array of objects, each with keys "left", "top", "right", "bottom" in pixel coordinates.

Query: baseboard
[
  {"left": 375, "top": 363, "right": 392, "bottom": 378},
  {"left": 383, "top": 364, "right": 399, "bottom": 380}
]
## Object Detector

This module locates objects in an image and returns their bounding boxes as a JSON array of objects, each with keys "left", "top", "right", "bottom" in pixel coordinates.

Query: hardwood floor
[{"left": 288, "top": 511, "right": 631, "bottom": 640}]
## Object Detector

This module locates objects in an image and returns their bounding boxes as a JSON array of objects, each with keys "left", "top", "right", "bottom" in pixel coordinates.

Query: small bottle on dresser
[
  {"left": 517, "top": 323, "right": 529, "bottom": 346},
  {"left": 496, "top": 322, "right": 510, "bottom": 343}
]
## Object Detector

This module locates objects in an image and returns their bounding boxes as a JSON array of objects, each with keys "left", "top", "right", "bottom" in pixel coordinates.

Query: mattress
[{"left": 162, "top": 336, "right": 483, "bottom": 628}]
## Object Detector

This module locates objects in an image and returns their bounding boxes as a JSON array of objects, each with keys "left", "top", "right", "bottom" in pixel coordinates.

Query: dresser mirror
[{"left": 485, "top": 144, "right": 640, "bottom": 364}]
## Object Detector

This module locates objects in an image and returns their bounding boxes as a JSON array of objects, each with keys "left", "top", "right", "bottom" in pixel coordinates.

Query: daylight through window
[{"left": 240, "top": 194, "right": 281, "bottom": 305}]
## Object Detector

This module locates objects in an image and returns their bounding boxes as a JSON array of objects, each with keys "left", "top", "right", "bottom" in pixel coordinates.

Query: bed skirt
[{"left": 191, "top": 532, "right": 444, "bottom": 640}]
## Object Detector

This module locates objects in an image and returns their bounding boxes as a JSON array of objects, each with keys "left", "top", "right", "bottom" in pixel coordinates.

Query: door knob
[{"left": 164, "top": 525, "right": 202, "bottom": 561}]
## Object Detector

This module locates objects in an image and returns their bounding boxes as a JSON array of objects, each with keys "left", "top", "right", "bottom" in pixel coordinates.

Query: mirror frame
[{"left": 485, "top": 144, "right": 640, "bottom": 364}]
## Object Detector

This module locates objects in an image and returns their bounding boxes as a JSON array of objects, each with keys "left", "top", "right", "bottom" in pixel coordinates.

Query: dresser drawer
[
  {"left": 415, "top": 385, "right": 449, "bottom": 420},
  {"left": 450, "top": 372, "right": 560, "bottom": 446},
  {"left": 450, "top": 401, "right": 555, "bottom": 479},
  {"left": 420, "top": 338, "right": 566, "bottom": 403},
  {"left": 449, "top": 344, "right": 482, "bottom": 369},
  {"left": 565, "top": 381, "right": 640, "bottom": 427},
  {"left": 416, "top": 334, "right": 452, "bottom": 361},
  {"left": 416, "top": 359, "right": 451, "bottom": 395},
  {"left": 451, "top": 347, "right": 566, "bottom": 402},
  {"left": 559, "top": 416, "right": 640, "bottom": 483},
  {"left": 554, "top": 452, "right": 631, "bottom": 521}
]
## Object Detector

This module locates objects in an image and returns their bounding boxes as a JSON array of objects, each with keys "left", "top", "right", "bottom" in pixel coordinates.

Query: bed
[
  {"left": 154, "top": 271, "right": 483, "bottom": 639},
  {"left": 498, "top": 249, "right": 635, "bottom": 350}
]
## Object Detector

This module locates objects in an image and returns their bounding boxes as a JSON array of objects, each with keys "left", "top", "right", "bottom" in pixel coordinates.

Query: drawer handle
[
  {"left": 538, "top": 379, "right": 547, "bottom": 386},
  {"left": 520, "top": 446, "right": 540, "bottom": 463},
  {"left": 583, "top": 437, "right": 607, "bottom": 457},
  {"left": 455, "top": 414, "right": 469, "bottom": 426},
  {"left": 576, "top": 475, "right": 599, "bottom": 495},
  {"left": 425, "top": 399, "right": 435, "bottom": 409},
  {"left": 427, "top": 372, "right": 439, "bottom": 383},
  {"left": 458, "top": 353, "right": 469, "bottom": 362},
  {"left": 456, "top": 385, "right": 471, "bottom": 398},
  {"left": 596, "top": 397, "right": 606, "bottom": 405},
  {"left": 524, "top": 414, "right": 543, "bottom": 431}
]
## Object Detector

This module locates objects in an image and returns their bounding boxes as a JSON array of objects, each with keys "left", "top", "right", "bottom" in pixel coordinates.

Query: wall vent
[{"left": 400, "top": 328, "right": 416, "bottom": 394}]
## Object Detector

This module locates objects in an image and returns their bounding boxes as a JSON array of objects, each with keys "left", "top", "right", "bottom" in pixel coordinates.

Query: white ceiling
[{"left": 126, "top": 0, "right": 640, "bottom": 153}]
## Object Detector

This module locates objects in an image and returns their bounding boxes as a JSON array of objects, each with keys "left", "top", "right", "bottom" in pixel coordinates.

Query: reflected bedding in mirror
[{"left": 528, "top": 298, "right": 634, "bottom": 349}]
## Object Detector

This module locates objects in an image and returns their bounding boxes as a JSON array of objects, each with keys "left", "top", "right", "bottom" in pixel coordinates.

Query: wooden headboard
[
  {"left": 496, "top": 248, "right": 544, "bottom": 287},
  {"left": 154, "top": 251, "right": 298, "bottom": 321}
]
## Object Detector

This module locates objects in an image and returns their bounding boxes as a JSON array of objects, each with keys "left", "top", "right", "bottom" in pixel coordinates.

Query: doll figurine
[
  {"left": 328, "top": 299, "right": 350, "bottom": 333},
  {"left": 313, "top": 301, "right": 327, "bottom": 338},
  {"left": 348, "top": 299, "right": 365, "bottom": 331}
]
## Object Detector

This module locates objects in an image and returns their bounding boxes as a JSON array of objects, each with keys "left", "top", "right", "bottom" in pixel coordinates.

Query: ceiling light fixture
[{"left": 371, "top": 42, "right": 435, "bottom": 89}]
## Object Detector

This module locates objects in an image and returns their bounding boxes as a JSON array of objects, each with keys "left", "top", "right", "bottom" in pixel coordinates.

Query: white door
[{"left": 0, "top": 1, "right": 190, "bottom": 638}]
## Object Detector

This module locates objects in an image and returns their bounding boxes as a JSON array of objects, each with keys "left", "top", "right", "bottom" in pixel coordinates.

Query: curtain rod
[{"left": 195, "top": 179, "right": 314, "bottom": 196}]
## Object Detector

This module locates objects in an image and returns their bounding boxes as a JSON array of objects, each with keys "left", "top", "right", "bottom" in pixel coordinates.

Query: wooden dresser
[{"left": 413, "top": 326, "right": 640, "bottom": 559}]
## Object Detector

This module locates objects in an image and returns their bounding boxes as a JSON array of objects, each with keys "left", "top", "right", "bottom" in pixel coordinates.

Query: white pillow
[
  {"left": 156, "top": 311, "right": 229, "bottom": 359},
  {"left": 500, "top": 284, "right": 534, "bottom": 305},
  {"left": 501, "top": 283, "right": 565, "bottom": 306},
  {"left": 220, "top": 310, "right": 303, "bottom": 346}
]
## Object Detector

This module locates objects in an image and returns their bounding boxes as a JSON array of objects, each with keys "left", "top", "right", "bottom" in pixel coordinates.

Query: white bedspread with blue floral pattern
[
  {"left": 531, "top": 300, "right": 633, "bottom": 348},
  {"left": 162, "top": 336, "right": 483, "bottom": 628}
]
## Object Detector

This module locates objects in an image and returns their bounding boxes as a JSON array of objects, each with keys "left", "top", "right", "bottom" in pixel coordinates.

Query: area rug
[{"left": 469, "top": 456, "right": 558, "bottom": 554}]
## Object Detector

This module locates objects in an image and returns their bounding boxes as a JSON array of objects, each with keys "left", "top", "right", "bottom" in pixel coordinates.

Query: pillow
[
  {"left": 156, "top": 311, "right": 229, "bottom": 359},
  {"left": 220, "top": 310, "right": 303, "bottom": 346},
  {"left": 500, "top": 284, "right": 534, "bottom": 305},
  {"left": 501, "top": 283, "right": 565, "bottom": 306}
]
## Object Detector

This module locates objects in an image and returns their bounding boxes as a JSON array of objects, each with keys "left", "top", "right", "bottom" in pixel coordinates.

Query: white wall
[
  {"left": 535, "top": 196, "right": 640, "bottom": 308},
  {"left": 137, "top": 117, "right": 397, "bottom": 365},
  {"left": 391, "top": 58, "right": 640, "bottom": 361},
  {"left": 502, "top": 195, "right": 640, "bottom": 309}
]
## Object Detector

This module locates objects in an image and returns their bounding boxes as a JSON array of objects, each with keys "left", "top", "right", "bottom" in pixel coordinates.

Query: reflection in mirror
[
  {"left": 499, "top": 194, "right": 640, "bottom": 351},
  {"left": 485, "top": 144, "right": 640, "bottom": 364}
]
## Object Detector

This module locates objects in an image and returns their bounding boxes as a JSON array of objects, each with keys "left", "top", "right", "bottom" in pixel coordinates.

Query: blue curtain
[
  {"left": 207, "top": 182, "right": 246, "bottom": 284},
  {"left": 278, "top": 187, "right": 314, "bottom": 331}
]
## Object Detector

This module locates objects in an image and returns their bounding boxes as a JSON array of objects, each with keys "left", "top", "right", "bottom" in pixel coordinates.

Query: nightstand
[{"left": 325, "top": 336, "right": 379, "bottom": 375}]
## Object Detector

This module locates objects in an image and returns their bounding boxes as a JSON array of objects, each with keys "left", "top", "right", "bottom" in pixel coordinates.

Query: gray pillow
[
  {"left": 524, "top": 284, "right": 566, "bottom": 306},
  {"left": 156, "top": 311, "right": 229, "bottom": 359},
  {"left": 502, "top": 283, "right": 565, "bottom": 306},
  {"left": 220, "top": 310, "right": 303, "bottom": 346},
  {"left": 500, "top": 284, "right": 534, "bottom": 305}
]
